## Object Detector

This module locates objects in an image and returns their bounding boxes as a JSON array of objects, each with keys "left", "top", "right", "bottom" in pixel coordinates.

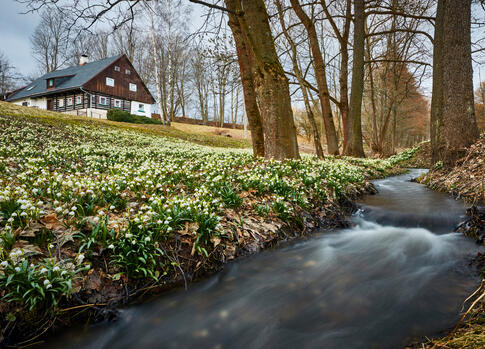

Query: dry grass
[{"left": 171, "top": 121, "right": 319, "bottom": 154}]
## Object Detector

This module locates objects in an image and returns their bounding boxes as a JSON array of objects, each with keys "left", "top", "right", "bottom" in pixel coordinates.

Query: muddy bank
[{"left": 418, "top": 134, "right": 484, "bottom": 205}]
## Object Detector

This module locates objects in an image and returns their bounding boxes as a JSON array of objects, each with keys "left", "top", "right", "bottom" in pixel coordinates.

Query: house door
[{"left": 47, "top": 99, "right": 53, "bottom": 110}]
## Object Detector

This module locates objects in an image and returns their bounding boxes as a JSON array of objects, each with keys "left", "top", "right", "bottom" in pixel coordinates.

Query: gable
[{"left": 82, "top": 55, "right": 155, "bottom": 104}]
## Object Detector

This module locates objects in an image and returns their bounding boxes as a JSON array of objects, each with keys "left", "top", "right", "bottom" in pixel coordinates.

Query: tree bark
[
  {"left": 290, "top": 0, "right": 339, "bottom": 155},
  {"left": 346, "top": 0, "right": 366, "bottom": 157},
  {"left": 431, "top": 0, "right": 478, "bottom": 167},
  {"left": 226, "top": 3, "right": 265, "bottom": 157},
  {"left": 226, "top": 0, "right": 300, "bottom": 160}
]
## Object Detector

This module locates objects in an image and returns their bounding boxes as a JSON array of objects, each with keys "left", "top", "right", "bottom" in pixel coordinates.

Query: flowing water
[{"left": 44, "top": 169, "right": 483, "bottom": 349}]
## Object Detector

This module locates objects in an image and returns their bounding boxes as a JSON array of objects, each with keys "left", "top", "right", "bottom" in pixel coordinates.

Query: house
[{"left": 7, "top": 54, "right": 155, "bottom": 119}]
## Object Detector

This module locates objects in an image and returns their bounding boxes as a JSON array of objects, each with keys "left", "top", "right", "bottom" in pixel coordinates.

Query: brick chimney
[{"left": 79, "top": 54, "right": 89, "bottom": 66}]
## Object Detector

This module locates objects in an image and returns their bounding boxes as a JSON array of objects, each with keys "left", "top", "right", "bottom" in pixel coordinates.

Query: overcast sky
[
  {"left": 0, "top": 0, "right": 40, "bottom": 75},
  {"left": 0, "top": 0, "right": 484, "bottom": 97}
]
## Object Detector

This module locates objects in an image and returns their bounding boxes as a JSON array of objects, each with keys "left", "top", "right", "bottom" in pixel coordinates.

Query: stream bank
[{"left": 37, "top": 169, "right": 485, "bottom": 349}]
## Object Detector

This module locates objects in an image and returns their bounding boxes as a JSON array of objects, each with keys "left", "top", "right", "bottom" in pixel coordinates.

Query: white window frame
[
  {"left": 58, "top": 99, "right": 64, "bottom": 107},
  {"left": 67, "top": 97, "right": 73, "bottom": 106},
  {"left": 76, "top": 96, "right": 82, "bottom": 105},
  {"left": 106, "top": 77, "right": 115, "bottom": 87},
  {"left": 138, "top": 104, "right": 145, "bottom": 112},
  {"left": 129, "top": 83, "right": 137, "bottom": 92},
  {"left": 125, "top": 69, "right": 131, "bottom": 75},
  {"left": 99, "top": 96, "right": 107, "bottom": 105},
  {"left": 114, "top": 99, "right": 121, "bottom": 108},
  {"left": 114, "top": 66, "right": 120, "bottom": 72}
]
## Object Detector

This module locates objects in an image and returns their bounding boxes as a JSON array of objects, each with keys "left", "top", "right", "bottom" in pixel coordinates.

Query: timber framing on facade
[{"left": 7, "top": 54, "right": 155, "bottom": 119}]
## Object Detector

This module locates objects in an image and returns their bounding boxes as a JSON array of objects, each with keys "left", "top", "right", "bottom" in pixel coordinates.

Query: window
[
  {"left": 76, "top": 96, "right": 82, "bottom": 105},
  {"left": 58, "top": 99, "right": 64, "bottom": 107},
  {"left": 138, "top": 104, "right": 145, "bottom": 112},
  {"left": 99, "top": 96, "right": 107, "bottom": 105},
  {"left": 106, "top": 77, "right": 115, "bottom": 87},
  {"left": 22, "top": 101, "right": 28, "bottom": 106},
  {"left": 129, "top": 83, "right": 137, "bottom": 92},
  {"left": 114, "top": 99, "right": 121, "bottom": 108},
  {"left": 91, "top": 95, "right": 96, "bottom": 105},
  {"left": 47, "top": 79, "right": 54, "bottom": 88},
  {"left": 114, "top": 66, "right": 120, "bottom": 72},
  {"left": 125, "top": 69, "right": 131, "bottom": 75},
  {"left": 67, "top": 97, "right": 73, "bottom": 106}
]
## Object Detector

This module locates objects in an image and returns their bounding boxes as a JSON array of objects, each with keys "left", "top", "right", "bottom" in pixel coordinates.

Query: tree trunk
[
  {"left": 431, "top": 0, "right": 478, "bottom": 167},
  {"left": 226, "top": 3, "right": 265, "bottom": 157},
  {"left": 346, "top": 0, "right": 366, "bottom": 157},
  {"left": 290, "top": 0, "right": 339, "bottom": 155},
  {"left": 321, "top": 0, "right": 351, "bottom": 153},
  {"left": 226, "top": 0, "right": 300, "bottom": 160},
  {"left": 276, "top": 0, "right": 324, "bottom": 159}
]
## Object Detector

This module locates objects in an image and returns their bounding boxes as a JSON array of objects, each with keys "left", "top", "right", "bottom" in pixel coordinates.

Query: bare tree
[
  {"left": 290, "top": 0, "right": 340, "bottom": 155},
  {"left": 0, "top": 52, "right": 19, "bottom": 98},
  {"left": 30, "top": 9, "right": 70, "bottom": 73},
  {"left": 276, "top": 0, "right": 324, "bottom": 159},
  {"left": 225, "top": 0, "right": 300, "bottom": 159},
  {"left": 191, "top": 47, "right": 211, "bottom": 124}
]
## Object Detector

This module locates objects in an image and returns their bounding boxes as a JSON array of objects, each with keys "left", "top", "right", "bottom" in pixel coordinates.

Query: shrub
[
  {"left": 107, "top": 109, "right": 162, "bottom": 125},
  {"left": 107, "top": 109, "right": 133, "bottom": 123}
]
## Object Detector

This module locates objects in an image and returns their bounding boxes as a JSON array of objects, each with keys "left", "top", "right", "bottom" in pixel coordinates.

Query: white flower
[
  {"left": 43, "top": 279, "right": 50, "bottom": 286},
  {"left": 53, "top": 266, "right": 60, "bottom": 272},
  {"left": 125, "top": 233, "right": 133, "bottom": 238},
  {"left": 144, "top": 237, "right": 151, "bottom": 242},
  {"left": 0, "top": 261, "right": 8, "bottom": 267},
  {"left": 98, "top": 210, "right": 104, "bottom": 216},
  {"left": 49, "top": 244, "right": 54, "bottom": 249},
  {"left": 108, "top": 244, "right": 115, "bottom": 249},
  {"left": 69, "top": 211, "right": 75, "bottom": 216},
  {"left": 61, "top": 270, "right": 68, "bottom": 276},
  {"left": 109, "top": 205, "right": 115, "bottom": 210},
  {"left": 40, "top": 268, "right": 48, "bottom": 273},
  {"left": 76, "top": 254, "right": 85, "bottom": 264},
  {"left": 11, "top": 212, "right": 17, "bottom": 217},
  {"left": 55, "top": 207, "right": 63, "bottom": 213},
  {"left": 15, "top": 267, "right": 21, "bottom": 272},
  {"left": 132, "top": 239, "right": 136, "bottom": 245}
]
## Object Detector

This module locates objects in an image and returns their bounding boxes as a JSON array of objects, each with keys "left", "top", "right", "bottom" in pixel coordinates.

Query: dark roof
[{"left": 7, "top": 55, "right": 122, "bottom": 101}]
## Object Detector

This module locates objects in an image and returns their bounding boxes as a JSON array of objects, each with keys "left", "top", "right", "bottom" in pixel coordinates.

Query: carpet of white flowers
[{"left": 0, "top": 113, "right": 396, "bottom": 315}]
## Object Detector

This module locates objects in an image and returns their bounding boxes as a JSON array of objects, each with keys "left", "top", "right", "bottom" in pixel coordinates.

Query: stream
[{"left": 43, "top": 169, "right": 484, "bottom": 349}]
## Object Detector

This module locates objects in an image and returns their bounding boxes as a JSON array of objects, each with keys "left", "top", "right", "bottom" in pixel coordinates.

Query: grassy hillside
[{"left": 0, "top": 102, "right": 251, "bottom": 149}]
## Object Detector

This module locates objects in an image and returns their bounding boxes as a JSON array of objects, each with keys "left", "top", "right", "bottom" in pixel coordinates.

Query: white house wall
[
  {"left": 130, "top": 100, "right": 152, "bottom": 118},
  {"left": 12, "top": 97, "right": 47, "bottom": 109}
]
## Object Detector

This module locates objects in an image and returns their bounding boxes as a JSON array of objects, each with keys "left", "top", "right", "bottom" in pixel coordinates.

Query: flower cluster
[{"left": 0, "top": 112, "right": 399, "bottom": 309}]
